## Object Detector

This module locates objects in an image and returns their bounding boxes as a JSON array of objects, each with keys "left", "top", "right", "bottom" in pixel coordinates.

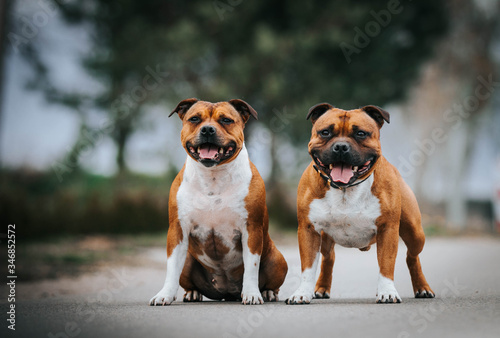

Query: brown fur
[
  {"left": 168, "top": 99, "right": 287, "bottom": 301},
  {"left": 180, "top": 101, "right": 252, "bottom": 165},
  {"left": 166, "top": 166, "right": 184, "bottom": 257},
  {"left": 298, "top": 105, "right": 434, "bottom": 299}
]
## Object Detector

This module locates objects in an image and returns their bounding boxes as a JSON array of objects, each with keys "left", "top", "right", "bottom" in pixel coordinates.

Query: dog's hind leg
[
  {"left": 314, "top": 232, "right": 335, "bottom": 299},
  {"left": 399, "top": 179, "right": 435, "bottom": 299},
  {"left": 179, "top": 254, "right": 204, "bottom": 302},
  {"left": 258, "top": 238, "right": 288, "bottom": 302}
]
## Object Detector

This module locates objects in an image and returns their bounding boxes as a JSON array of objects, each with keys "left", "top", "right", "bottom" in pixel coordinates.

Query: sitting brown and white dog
[
  {"left": 286, "top": 103, "right": 435, "bottom": 304},
  {"left": 150, "top": 98, "right": 288, "bottom": 306}
]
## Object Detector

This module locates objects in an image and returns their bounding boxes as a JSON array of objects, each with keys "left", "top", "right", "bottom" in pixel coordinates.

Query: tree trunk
[
  {"left": 113, "top": 101, "right": 143, "bottom": 175},
  {"left": 267, "top": 132, "right": 280, "bottom": 191},
  {"left": 115, "top": 123, "right": 131, "bottom": 175}
]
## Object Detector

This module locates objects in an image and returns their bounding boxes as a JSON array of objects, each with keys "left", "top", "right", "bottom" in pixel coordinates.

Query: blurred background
[{"left": 0, "top": 0, "right": 499, "bottom": 276}]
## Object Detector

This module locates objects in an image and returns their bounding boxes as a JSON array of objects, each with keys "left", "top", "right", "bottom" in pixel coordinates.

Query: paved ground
[{"left": 2, "top": 237, "right": 500, "bottom": 338}]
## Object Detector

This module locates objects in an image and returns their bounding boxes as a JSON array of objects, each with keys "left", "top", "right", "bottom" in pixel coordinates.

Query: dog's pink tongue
[
  {"left": 199, "top": 144, "right": 218, "bottom": 159},
  {"left": 330, "top": 163, "right": 354, "bottom": 184}
]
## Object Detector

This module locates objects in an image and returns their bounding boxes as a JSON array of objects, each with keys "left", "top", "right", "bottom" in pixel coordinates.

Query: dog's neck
[{"left": 184, "top": 144, "right": 251, "bottom": 188}]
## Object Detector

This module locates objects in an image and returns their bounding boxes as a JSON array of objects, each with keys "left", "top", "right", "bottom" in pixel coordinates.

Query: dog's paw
[
  {"left": 376, "top": 275, "right": 401, "bottom": 304},
  {"left": 241, "top": 288, "right": 264, "bottom": 305},
  {"left": 261, "top": 290, "right": 278, "bottom": 302},
  {"left": 376, "top": 292, "right": 401, "bottom": 304},
  {"left": 314, "top": 287, "right": 330, "bottom": 299},
  {"left": 183, "top": 290, "right": 203, "bottom": 302},
  {"left": 285, "top": 290, "right": 314, "bottom": 305},
  {"left": 415, "top": 287, "right": 435, "bottom": 299},
  {"left": 149, "top": 289, "right": 176, "bottom": 306}
]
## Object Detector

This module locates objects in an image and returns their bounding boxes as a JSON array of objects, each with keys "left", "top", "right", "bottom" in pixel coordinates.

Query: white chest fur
[
  {"left": 176, "top": 145, "right": 252, "bottom": 269},
  {"left": 308, "top": 175, "right": 381, "bottom": 248}
]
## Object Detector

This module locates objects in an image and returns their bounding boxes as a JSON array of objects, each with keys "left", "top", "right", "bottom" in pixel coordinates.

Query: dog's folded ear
[
  {"left": 361, "top": 105, "right": 390, "bottom": 128},
  {"left": 228, "top": 99, "right": 258, "bottom": 123},
  {"left": 169, "top": 98, "right": 199, "bottom": 119},
  {"left": 306, "top": 103, "right": 334, "bottom": 124}
]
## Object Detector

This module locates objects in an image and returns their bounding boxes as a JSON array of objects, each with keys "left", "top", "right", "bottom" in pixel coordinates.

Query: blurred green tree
[
  {"left": 23, "top": 0, "right": 447, "bottom": 175},
  {"left": 17, "top": 0, "right": 447, "bottom": 226}
]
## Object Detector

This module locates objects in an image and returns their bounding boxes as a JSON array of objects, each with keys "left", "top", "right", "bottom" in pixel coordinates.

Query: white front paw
[
  {"left": 286, "top": 289, "right": 314, "bottom": 305},
  {"left": 241, "top": 287, "right": 264, "bottom": 305},
  {"left": 149, "top": 288, "right": 177, "bottom": 306},
  {"left": 377, "top": 275, "right": 402, "bottom": 304},
  {"left": 376, "top": 290, "right": 401, "bottom": 303}
]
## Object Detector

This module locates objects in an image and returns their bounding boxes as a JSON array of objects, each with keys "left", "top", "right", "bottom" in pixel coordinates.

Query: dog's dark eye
[
  {"left": 320, "top": 129, "right": 331, "bottom": 137},
  {"left": 221, "top": 118, "right": 234, "bottom": 124},
  {"left": 188, "top": 116, "right": 201, "bottom": 123},
  {"left": 356, "top": 131, "right": 367, "bottom": 138}
]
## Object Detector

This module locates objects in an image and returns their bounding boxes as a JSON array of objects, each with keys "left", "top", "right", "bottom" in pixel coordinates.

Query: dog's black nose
[
  {"left": 200, "top": 125, "right": 216, "bottom": 136},
  {"left": 332, "top": 142, "right": 351, "bottom": 154}
]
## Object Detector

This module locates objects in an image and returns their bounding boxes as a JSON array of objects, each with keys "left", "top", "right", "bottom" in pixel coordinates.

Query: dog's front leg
[
  {"left": 149, "top": 221, "right": 188, "bottom": 306},
  {"left": 241, "top": 223, "right": 264, "bottom": 305},
  {"left": 286, "top": 221, "right": 321, "bottom": 305},
  {"left": 376, "top": 222, "right": 402, "bottom": 303}
]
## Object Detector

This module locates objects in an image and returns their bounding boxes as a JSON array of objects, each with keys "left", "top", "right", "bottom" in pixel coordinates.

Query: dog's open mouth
[
  {"left": 187, "top": 142, "right": 236, "bottom": 165},
  {"left": 314, "top": 156, "right": 375, "bottom": 185}
]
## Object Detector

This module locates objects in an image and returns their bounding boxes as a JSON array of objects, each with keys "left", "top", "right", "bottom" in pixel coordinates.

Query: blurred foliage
[
  {"left": 7, "top": 0, "right": 449, "bottom": 233},
  {"left": 20, "top": 0, "right": 448, "bottom": 172},
  {"left": 0, "top": 169, "right": 174, "bottom": 239}
]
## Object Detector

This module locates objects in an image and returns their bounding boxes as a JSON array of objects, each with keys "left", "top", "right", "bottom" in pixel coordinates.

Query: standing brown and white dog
[
  {"left": 286, "top": 103, "right": 435, "bottom": 304},
  {"left": 150, "top": 98, "right": 287, "bottom": 306}
]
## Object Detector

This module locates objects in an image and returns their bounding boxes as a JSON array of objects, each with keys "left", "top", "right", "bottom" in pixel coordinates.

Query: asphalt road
[{"left": 2, "top": 237, "right": 500, "bottom": 338}]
